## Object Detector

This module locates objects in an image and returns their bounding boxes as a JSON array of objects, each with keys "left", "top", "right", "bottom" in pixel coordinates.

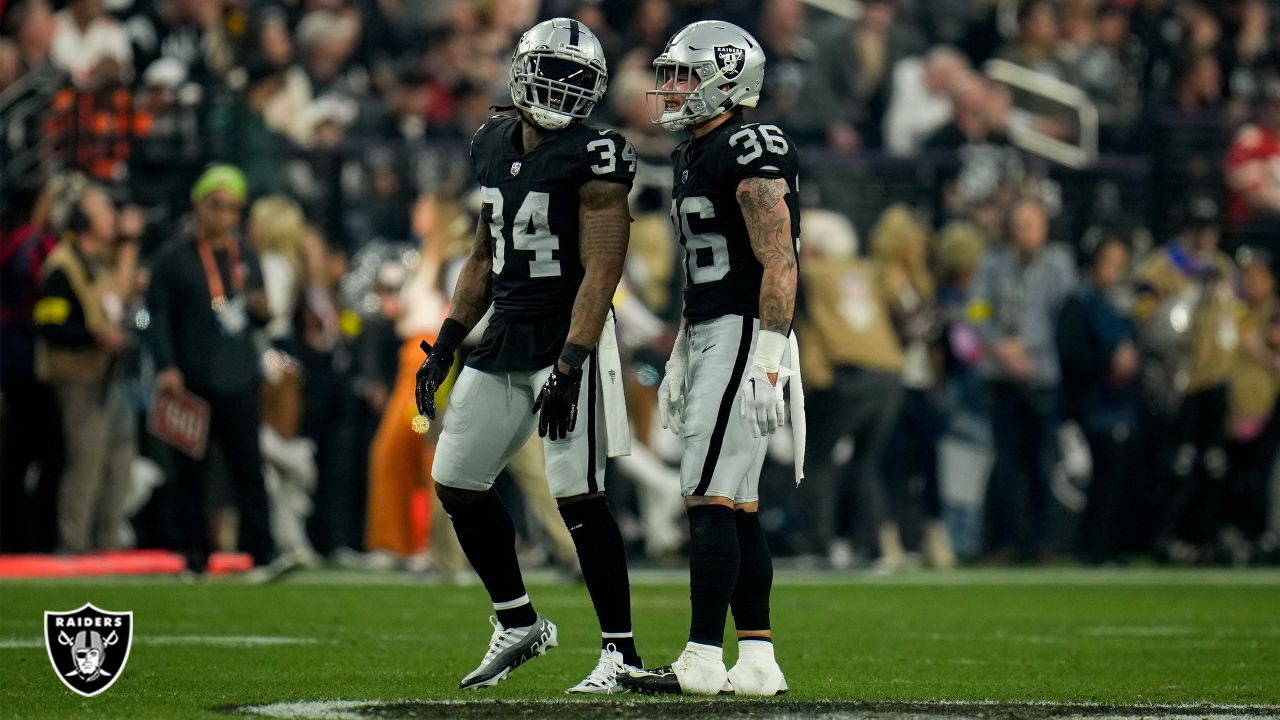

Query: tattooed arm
[
  {"left": 445, "top": 215, "right": 495, "bottom": 330},
  {"left": 561, "top": 179, "right": 632, "bottom": 371},
  {"left": 737, "top": 176, "right": 797, "bottom": 336}
]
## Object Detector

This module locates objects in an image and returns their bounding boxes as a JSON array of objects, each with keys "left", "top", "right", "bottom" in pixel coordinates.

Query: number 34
[{"left": 588, "top": 138, "right": 637, "bottom": 175}]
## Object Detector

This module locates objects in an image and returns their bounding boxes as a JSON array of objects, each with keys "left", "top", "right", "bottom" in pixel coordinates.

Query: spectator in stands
[
  {"left": 342, "top": 147, "right": 413, "bottom": 248},
  {"left": 995, "top": 0, "right": 1080, "bottom": 141},
  {"left": 795, "top": 0, "right": 923, "bottom": 151},
  {"left": 884, "top": 46, "right": 967, "bottom": 157},
  {"left": 870, "top": 206, "right": 952, "bottom": 566},
  {"left": 969, "top": 198, "right": 1078, "bottom": 561},
  {"left": 0, "top": 175, "right": 68, "bottom": 553},
  {"left": 5, "top": 0, "right": 57, "bottom": 75},
  {"left": 1223, "top": 248, "right": 1279, "bottom": 558},
  {"left": 1225, "top": 72, "right": 1280, "bottom": 246},
  {"left": 144, "top": 165, "right": 280, "bottom": 574},
  {"left": 1220, "top": 0, "right": 1271, "bottom": 124},
  {"left": 796, "top": 209, "right": 906, "bottom": 569},
  {"left": 623, "top": 0, "right": 675, "bottom": 58},
  {"left": 1169, "top": 50, "right": 1224, "bottom": 115},
  {"left": 0, "top": 40, "right": 22, "bottom": 90},
  {"left": 1133, "top": 197, "right": 1239, "bottom": 562},
  {"left": 214, "top": 62, "right": 289, "bottom": 196},
  {"left": 34, "top": 175, "right": 142, "bottom": 553},
  {"left": 1074, "top": 1, "right": 1146, "bottom": 150},
  {"left": 933, "top": 220, "right": 991, "bottom": 560},
  {"left": 1056, "top": 234, "right": 1139, "bottom": 563},
  {"left": 873, "top": 205, "right": 955, "bottom": 568},
  {"left": 752, "top": 0, "right": 814, "bottom": 127},
  {"left": 283, "top": 95, "right": 361, "bottom": 250},
  {"left": 248, "top": 196, "right": 309, "bottom": 341},
  {"left": 49, "top": 0, "right": 133, "bottom": 88},
  {"left": 297, "top": 242, "right": 366, "bottom": 561},
  {"left": 998, "top": 0, "right": 1073, "bottom": 84},
  {"left": 128, "top": 58, "right": 205, "bottom": 251},
  {"left": 364, "top": 193, "right": 454, "bottom": 567},
  {"left": 297, "top": 9, "right": 368, "bottom": 101},
  {"left": 251, "top": 8, "right": 315, "bottom": 148},
  {"left": 126, "top": 0, "right": 234, "bottom": 85}
]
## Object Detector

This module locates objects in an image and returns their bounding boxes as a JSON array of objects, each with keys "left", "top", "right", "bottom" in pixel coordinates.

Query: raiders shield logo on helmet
[
  {"left": 714, "top": 45, "right": 745, "bottom": 79},
  {"left": 44, "top": 603, "right": 133, "bottom": 697}
]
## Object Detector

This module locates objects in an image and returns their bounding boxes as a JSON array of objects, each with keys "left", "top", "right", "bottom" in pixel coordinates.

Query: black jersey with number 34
[
  {"left": 471, "top": 113, "right": 635, "bottom": 316},
  {"left": 671, "top": 114, "right": 801, "bottom": 324},
  {"left": 466, "top": 113, "right": 635, "bottom": 371}
]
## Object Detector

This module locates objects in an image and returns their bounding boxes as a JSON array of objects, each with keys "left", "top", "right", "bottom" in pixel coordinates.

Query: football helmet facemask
[
  {"left": 509, "top": 18, "right": 608, "bottom": 131},
  {"left": 648, "top": 21, "right": 766, "bottom": 132}
]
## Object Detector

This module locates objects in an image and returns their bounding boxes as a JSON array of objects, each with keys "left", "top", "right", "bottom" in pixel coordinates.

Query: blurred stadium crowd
[{"left": 2, "top": 0, "right": 1279, "bottom": 575}]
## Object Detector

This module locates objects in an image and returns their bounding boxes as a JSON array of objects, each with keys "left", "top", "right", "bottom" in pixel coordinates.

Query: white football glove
[
  {"left": 658, "top": 326, "right": 690, "bottom": 435},
  {"left": 740, "top": 330, "right": 789, "bottom": 438},
  {"left": 741, "top": 367, "right": 785, "bottom": 437}
]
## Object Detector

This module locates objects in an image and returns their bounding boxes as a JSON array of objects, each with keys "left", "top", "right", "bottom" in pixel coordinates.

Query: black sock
[
  {"left": 687, "top": 504, "right": 740, "bottom": 648},
  {"left": 730, "top": 509, "right": 773, "bottom": 633},
  {"left": 559, "top": 495, "right": 641, "bottom": 667},
  {"left": 439, "top": 487, "right": 537, "bottom": 629}
]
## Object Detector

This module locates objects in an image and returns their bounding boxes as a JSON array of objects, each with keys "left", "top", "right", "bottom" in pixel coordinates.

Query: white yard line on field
[{"left": 0, "top": 635, "right": 318, "bottom": 649}]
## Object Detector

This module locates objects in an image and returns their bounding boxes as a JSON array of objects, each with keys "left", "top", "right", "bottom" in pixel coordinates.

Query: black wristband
[
  {"left": 559, "top": 342, "right": 591, "bottom": 369},
  {"left": 435, "top": 318, "right": 468, "bottom": 353}
]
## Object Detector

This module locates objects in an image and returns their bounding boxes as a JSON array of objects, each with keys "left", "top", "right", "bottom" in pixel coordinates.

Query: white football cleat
[
  {"left": 726, "top": 638, "right": 788, "bottom": 696},
  {"left": 565, "top": 643, "right": 636, "bottom": 694},
  {"left": 726, "top": 658, "right": 788, "bottom": 695},
  {"left": 618, "top": 642, "right": 726, "bottom": 695}
]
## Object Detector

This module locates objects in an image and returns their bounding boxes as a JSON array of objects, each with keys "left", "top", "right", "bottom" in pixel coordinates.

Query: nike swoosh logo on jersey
[{"left": 702, "top": 344, "right": 716, "bottom": 353}]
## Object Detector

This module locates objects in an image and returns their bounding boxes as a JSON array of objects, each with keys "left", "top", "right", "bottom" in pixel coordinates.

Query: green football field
[{"left": 2, "top": 568, "right": 1278, "bottom": 719}]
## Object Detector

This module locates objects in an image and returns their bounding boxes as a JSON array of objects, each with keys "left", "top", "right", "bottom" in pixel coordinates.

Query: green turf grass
[{"left": 1, "top": 568, "right": 1278, "bottom": 719}]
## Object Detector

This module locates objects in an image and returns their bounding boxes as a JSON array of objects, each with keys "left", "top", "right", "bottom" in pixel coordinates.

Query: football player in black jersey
[
  {"left": 413, "top": 19, "right": 643, "bottom": 692},
  {"left": 620, "top": 21, "right": 801, "bottom": 696}
]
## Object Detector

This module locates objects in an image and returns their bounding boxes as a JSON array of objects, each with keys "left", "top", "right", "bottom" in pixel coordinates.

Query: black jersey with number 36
[
  {"left": 671, "top": 114, "right": 800, "bottom": 324},
  {"left": 471, "top": 113, "right": 635, "bottom": 316},
  {"left": 466, "top": 113, "right": 635, "bottom": 371}
]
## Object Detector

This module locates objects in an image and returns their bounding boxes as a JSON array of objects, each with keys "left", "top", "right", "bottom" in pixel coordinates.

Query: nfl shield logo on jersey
[
  {"left": 715, "top": 45, "right": 745, "bottom": 79},
  {"left": 44, "top": 603, "right": 133, "bottom": 697},
  {"left": 510, "top": 161, "right": 522, "bottom": 176}
]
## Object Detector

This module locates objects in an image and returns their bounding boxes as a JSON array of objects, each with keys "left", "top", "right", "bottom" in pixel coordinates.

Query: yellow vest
[
  {"left": 798, "top": 257, "right": 904, "bottom": 390},
  {"left": 34, "top": 240, "right": 112, "bottom": 384},
  {"left": 1229, "top": 298, "right": 1280, "bottom": 425},
  {"left": 1134, "top": 249, "right": 1239, "bottom": 392}
]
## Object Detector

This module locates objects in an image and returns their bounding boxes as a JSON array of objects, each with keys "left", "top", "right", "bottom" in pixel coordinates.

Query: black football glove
[
  {"left": 415, "top": 339, "right": 454, "bottom": 420},
  {"left": 532, "top": 365, "right": 582, "bottom": 440}
]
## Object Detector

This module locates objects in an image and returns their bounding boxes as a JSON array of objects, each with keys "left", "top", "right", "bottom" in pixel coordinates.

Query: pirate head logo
[
  {"left": 45, "top": 603, "right": 132, "bottom": 697},
  {"left": 714, "top": 45, "right": 745, "bottom": 80}
]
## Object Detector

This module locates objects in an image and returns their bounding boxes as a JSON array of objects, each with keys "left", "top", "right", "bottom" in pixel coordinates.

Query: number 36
[{"left": 729, "top": 124, "right": 788, "bottom": 165}]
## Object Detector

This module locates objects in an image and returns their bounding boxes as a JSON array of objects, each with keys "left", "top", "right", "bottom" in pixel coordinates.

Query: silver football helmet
[
  {"left": 648, "top": 21, "right": 766, "bottom": 132},
  {"left": 509, "top": 18, "right": 608, "bottom": 131}
]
